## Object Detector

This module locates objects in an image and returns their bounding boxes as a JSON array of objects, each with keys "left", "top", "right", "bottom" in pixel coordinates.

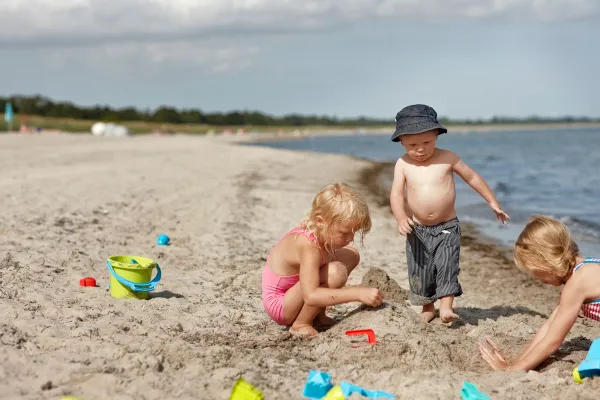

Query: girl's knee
[
  {"left": 327, "top": 261, "right": 349, "bottom": 288},
  {"left": 346, "top": 247, "right": 361, "bottom": 268}
]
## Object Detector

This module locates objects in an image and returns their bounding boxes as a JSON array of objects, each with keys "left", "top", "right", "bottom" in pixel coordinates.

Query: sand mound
[{"left": 360, "top": 267, "right": 409, "bottom": 303}]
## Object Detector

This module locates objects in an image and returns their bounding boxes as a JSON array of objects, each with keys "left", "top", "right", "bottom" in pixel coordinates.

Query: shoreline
[
  {"left": 228, "top": 121, "right": 600, "bottom": 143},
  {"left": 3, "top": 119, "right": 600, "bottom": 138}
]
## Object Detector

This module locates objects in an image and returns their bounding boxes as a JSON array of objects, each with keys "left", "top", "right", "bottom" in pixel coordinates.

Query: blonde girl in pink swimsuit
[
  {"left": 262, "top": 183, "right": 384, "bottom": 336},
  {"left": 479, "top": 215, "right": 600, "bottom": 371}
]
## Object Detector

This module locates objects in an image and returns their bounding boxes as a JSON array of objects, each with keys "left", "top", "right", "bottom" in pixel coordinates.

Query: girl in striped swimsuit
[{"left": 479, "top": 215, "right": 600, "bottom": 371}]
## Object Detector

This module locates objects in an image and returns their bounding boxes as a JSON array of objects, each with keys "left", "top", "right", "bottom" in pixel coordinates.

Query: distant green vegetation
[
  {"left": 1, "top": 94, "right": 599, "bottom": 134},
  {"left": 0, "top": 113, "right": 346, "bottom": 134}
]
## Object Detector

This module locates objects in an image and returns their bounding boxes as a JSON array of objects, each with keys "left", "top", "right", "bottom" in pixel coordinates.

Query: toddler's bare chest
[{"left": 405, "top": 165, "right": 454, "bottom": 186}]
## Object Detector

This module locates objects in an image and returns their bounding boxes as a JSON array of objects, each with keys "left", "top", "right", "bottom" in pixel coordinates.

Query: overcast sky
[{"left": 1, "top": 0, "right": 599, "bottom": 119}]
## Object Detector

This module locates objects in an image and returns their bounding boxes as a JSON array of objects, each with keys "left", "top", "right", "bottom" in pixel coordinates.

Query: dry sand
[{"left": 1, "top": 133, "right": 599, "bottom": 400}]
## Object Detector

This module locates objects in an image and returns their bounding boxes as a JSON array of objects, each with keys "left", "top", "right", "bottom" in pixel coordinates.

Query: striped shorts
[{"left": 406, "top": 217, "right": 462, "bottom": 306}]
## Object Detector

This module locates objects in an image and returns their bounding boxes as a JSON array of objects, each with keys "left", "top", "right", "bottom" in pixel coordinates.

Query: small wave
[
  {"left": 493, "top": 181, "right": 512, "bottom": 195},
  {"left": 553, "top": 215, "right": 600, "bottom": 242},
  {"left": 561, "top": 215, "right": 600, "bottom": 229}
]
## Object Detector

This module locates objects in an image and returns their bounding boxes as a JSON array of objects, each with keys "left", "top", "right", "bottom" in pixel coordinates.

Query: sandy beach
[{"left": 1, "top": 133, "right": 599, "bottom": 400}]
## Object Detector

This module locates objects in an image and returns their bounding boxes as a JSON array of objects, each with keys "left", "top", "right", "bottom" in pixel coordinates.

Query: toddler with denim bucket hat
[{"left": 389, "top": 104, "right": 510, "bottom": 323}]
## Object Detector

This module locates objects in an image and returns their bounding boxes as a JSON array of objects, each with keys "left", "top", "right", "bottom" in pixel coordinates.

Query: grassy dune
[{"left": 0, "top": 114, "right": 380, "bottom": 135}]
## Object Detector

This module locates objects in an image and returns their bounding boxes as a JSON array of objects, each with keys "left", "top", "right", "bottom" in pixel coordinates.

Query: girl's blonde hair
[
  {"left": 513, "top": 215, "right": 579, "bottom": 280},
  {"left": 301, "top": 182, "right": 372, "bottom": 253}
]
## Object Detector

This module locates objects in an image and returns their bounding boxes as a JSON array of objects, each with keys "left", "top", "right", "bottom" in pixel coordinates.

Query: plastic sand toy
[
  {"left": 345, "top": 329, "right": 379, "bottom": 347},
  {"left": 106, "top": 255, "right": 161, "bottom": 299},
  {"left": 460, "top": 381, "right": 490, "bottom": 400},
  {"left": 229, "top": 377, "right": 264, "bottom": 400},
  {"left": 573, "top": 338, "right": 600, "bottom": 383},
  {"left": 322, "top": 385, "right": 345, "bottom": 400},
  {"left": 303, "top": 370, "right": 333, "bottom": 399},
  {"left": 302, "top": 370, "right": 394, "bottom": 399},
  {"left": 157, "top": 234, "right": 170, "bottom": 246},
  {"left": 339, "top": 381, "right": 394, "bottom": 399},
  {"left": 79, "top": 277, "right": 97, "bottom": 287}
]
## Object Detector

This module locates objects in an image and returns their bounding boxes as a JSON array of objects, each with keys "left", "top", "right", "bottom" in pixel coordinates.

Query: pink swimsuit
[
  {"left": 573, "top": 258, "right": 600, "bottom": 322},
  {"left": 261, "top": 227, "right": 324, "bottom": 325}
]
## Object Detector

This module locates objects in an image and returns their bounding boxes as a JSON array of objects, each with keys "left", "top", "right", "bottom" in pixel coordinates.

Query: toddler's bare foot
[
  {"left": 420, "top": 304, "right": 435, "bottom": 323},
  {"left": 440, "top": 308, "right": 459, "bottom": 323},
  {"left": 315, "top": 312, "right": 338, "bottom": 327},
  {"left": 289, "top": 324, "right": 318, "bottom": 336}
]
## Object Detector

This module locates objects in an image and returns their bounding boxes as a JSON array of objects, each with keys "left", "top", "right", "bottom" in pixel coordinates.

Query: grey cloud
[
  {"left": 1, "top": 0, "right": 598, "bottom": 49},
  {"left": 13, "top": 40, "right": 262, "bottom": 75}
]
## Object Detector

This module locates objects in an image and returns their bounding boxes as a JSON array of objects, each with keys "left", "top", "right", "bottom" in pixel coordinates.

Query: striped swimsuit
[{"left": 573, "top": 258, "right": 600, "bottom": 322}]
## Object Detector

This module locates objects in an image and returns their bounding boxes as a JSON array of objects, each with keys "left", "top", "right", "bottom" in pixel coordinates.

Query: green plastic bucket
[{"left": 106, "top": 255, "right": 161, "bottom": 299}]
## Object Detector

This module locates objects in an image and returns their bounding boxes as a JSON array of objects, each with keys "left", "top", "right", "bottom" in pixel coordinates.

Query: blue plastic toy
[
  {"left": 303, "top": 370, "right": 333, "bottom": 399},
  {"left": 460, "top": 381, "right": 490, "bottom": 400},
  {"left": 157, "top": 234, "right": 170, "bottom": 246},
  {"left": 339, "top": 381, "right": 394, "bottom": 399},
  {"left": 573, "top": 338, "right": 600, "bottom": 383}
]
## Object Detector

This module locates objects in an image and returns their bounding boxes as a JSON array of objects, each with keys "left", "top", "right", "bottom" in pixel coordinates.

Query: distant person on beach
[
  {"left": 389, "top": 104, "right": 510, "bottom": 323},
  {"left": 480, "top": 215, "right": 600, "bottom": 371},
  {"left": 262, "top": 183, "right": 384, "bottom": 336}
]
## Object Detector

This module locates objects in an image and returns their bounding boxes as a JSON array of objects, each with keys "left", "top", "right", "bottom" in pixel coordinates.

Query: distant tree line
[{"left": 1, "top": 95, "right": 598, "bottom": 127}]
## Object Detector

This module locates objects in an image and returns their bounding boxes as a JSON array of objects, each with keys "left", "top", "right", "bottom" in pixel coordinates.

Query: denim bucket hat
[{"left": 391, "top": 104, "right": 447, "bottom": 142}]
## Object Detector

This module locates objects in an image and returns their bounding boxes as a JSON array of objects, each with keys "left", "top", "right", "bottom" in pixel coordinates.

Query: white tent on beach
[{"left": 91, "top": 122, "right": 132, "bottom": 137}]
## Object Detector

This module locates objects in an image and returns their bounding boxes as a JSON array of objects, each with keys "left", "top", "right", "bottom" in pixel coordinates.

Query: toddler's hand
[
  {"left": 397, "top": 217, "right": 414, "bottom": 235},
  {"left": 490, "top": 203, "right": 510, "bottom": 225},
  {"left": 359, "top": 288, "right": 384, "bottom": 307}
]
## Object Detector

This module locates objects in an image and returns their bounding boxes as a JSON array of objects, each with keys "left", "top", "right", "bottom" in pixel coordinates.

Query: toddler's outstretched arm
[{"left": 452, "top": 155, "right": 510, "bottom": 224}]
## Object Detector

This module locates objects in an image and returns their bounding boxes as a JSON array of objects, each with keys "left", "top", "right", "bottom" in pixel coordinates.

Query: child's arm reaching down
[
  {"left": 451, "top": 153, "right": 510, "bottom": 224},
  {"left": 390, "top": 159, "right": 414, "bottom": 235},
  {"left": 298, "top": 245, "right": 383, "bottom": 308},
  {"left": 479, "top": 283, "right": 583, "bottom": 371},
  {"left": 516, "top": 307, "right": 559, "bottom": 361}
]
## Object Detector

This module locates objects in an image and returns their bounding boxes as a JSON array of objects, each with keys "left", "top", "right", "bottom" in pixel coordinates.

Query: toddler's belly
[{"left": 407, "top": 186, "right": 457, "bottom": 225}]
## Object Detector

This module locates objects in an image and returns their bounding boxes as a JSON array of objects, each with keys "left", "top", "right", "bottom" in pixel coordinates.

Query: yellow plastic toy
[
  {"left": 323, "top": 385, "right": 346, "bottom": 400},
  {"left": 229, "top": 377, "right": 264, "bottom": 400},
  {"left": 573, "top": 367, "right": 583, "bottom": 384},
  {"left": 106, "top": 255, "right": 161, "bottom": 299}
]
